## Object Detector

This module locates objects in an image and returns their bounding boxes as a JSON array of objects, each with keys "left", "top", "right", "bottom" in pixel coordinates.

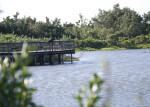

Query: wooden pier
[{"left": 0, "top": 40, "right": 75, "bottom": 65}]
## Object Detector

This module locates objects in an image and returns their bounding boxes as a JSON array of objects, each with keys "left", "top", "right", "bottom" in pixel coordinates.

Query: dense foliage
[
  {"left": 1, "top": 4, "right": 150, "bottom": 49},
  {"left": 0, "top": 44, "right": 40, "bottom": 107}
]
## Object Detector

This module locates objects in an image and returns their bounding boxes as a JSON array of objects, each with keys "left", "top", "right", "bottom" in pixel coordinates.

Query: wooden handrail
[{"left": 0, "top": 40, "right": 75, "bottom": 53}]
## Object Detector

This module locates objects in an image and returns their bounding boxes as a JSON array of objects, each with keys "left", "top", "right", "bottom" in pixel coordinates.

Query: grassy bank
[
  {"left": 136, "top": 44, "right": 150, "bottom": 49},
  {"left": 75, "top": 47, "right": 100, "bottom": 52},
  {"left": 64, "top": 56, "right": 79, "bottom": 61},
  {"left": 76, "top": 46, "right": 126, "bottom": 51},
  {"left": 100, "top": 46, "right": 126, "bottom": 51},
  {"left": 76, "top": 44, "right": 150, "bottom": 52}
]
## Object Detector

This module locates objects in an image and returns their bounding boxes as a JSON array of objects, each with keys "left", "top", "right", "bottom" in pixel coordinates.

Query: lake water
[{"left": 29, "top": 49, "right": 150, "bottom": 107}]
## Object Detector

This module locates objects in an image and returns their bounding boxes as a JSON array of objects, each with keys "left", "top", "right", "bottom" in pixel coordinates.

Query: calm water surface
[{"left": 29, "top": 49, "right": 150, "bottom": 107}]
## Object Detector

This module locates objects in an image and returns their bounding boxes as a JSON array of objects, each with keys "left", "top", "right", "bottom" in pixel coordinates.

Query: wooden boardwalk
[{"left": 0, "top": 40, "right": 75, "bottom": 65}]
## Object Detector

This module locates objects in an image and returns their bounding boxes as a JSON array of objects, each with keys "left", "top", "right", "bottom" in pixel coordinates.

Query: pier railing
[{"left": 0, "top": 40, "right": 75, "bottom": 53}]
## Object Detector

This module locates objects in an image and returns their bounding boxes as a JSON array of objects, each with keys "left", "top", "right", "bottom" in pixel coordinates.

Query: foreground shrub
[
  {"left": 75, "top": 73, "right": 103, "bottom": 107},
  {"left": 0, "top": 43, "right": 40, "bottom": 107}
]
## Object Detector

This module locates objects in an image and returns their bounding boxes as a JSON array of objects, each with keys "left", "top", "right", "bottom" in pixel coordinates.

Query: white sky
[{"left": 0, "top": 0, "right": 150, "bottom": 23}]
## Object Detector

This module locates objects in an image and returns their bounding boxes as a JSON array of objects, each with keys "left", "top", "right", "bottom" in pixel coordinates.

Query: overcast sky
[{"left": 0, "top": 0, "right": 150, "bottom": 23}]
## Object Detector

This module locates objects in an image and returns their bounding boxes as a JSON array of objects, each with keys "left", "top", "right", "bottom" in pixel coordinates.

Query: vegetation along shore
[{"left": 1, "top": 4, "right": 150, "bottom": 51}]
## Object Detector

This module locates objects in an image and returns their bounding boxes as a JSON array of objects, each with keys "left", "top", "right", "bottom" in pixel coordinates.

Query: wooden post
[
  {"left": 52, "top": 41, "right": 53, "bottom": 53},
  {"left": 58, "top": 54, "right": 61, "bottom": 64},
  {"left": 42, "top": 55, "right": 45, "bottom": 65},
  {"left": 34, "top": 55, "right": 37, "bottom": 65},
  {"left": 39, "top": 55, "right": 44, "bottom": 65},
  {"left": 62, "top": 54, "right": 64, "bottom": 64},
  {"left": 34, "top": 52, "right": 38, "bottom": 65},
  {"left": 49, "top": 55, "right": 54, "bottom": 65},
  {"left": 39, "top": 56, "right": 41, "bottom": 65},
  {"left": 71, "top": 53, "right": 73, "bottom": 63},
  {"left": 43, "top": 53, "right": 46, "bottom": 65}
]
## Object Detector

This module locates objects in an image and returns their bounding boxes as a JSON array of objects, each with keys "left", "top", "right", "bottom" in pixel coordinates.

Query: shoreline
[{"left": 76, "top": 44, "right": 150, "bottom": 52}]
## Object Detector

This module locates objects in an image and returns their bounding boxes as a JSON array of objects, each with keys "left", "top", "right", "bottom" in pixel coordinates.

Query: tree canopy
[{"left": 1, "top": 4, "right": 150, "bottom": 49}]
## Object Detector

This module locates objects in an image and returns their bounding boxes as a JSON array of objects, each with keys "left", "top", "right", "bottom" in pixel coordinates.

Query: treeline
[{"left": 1, "top": 4, "right": 150, "bottom": 49}]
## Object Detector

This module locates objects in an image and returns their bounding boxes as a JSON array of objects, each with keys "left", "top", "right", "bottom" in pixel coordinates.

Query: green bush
[
  {"left": 0, "top": 43, "right": 40, "bottom": 107},
  {"left": 134, "top": 35, "right": 147, "bottom": 44},
  {"left": 106, "top": 34, "right": 119, "bottom": 46},
  {"left": 75, "top": 73, "right": 103, "bottom": 107},
  {"left": 75, "top": 38, "right": 106, "bottom": 49},
  {"left": 0, "top": 33, "right": 50, "bottom": 43}
]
